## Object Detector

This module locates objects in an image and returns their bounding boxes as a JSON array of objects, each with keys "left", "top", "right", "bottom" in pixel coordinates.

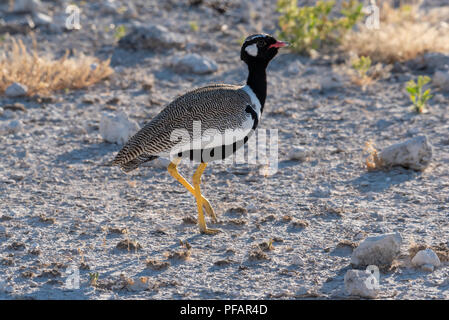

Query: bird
[{"left": 111, "top": 34, "right": 288, "bottom": 234}]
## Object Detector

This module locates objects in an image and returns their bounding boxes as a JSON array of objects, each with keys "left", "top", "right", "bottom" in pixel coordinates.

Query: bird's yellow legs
[
  {"left": 192, "top": 163, "right": 220, "bottom": 234},
  {"left": 167, "top": 158, "right": 219, "bottom": 234}
]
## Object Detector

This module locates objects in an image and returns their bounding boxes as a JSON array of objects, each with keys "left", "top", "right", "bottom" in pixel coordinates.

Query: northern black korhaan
[{"left": 111, "top": 34, "right": 288, "bottom": 234}]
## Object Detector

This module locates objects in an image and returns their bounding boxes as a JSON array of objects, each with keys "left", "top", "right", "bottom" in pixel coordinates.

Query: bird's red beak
[{"left": 269, "top": 41, "right": 289, "bottom": 49}]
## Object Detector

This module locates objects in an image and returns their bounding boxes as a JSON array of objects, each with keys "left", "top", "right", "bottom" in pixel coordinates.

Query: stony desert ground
[{"left": 0, "top": 0, "right": 448, "bottom": 299}]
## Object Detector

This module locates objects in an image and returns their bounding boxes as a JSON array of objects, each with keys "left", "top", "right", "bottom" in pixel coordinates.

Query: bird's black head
[{"left": 240, "top": 34, "right": 288, "bottom": 67}]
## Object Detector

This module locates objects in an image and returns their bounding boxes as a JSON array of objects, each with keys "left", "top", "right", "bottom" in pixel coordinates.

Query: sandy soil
[{"left": 0, "top": 0, "right": 448, "bottom": 299}]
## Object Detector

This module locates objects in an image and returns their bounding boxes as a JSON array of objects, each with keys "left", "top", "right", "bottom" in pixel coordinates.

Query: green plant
[
  {"left": 237, "top": 35, "right": 246, "bottom": 46},
  {"left": 406, "top": 76, "right": 433, "bottom": 113},
  {"left": 189, "top": 21, "right": 199, "bottom": 32},
  {"left": 114, "top": 25, "right": 127, "bottom": 41},
  {"left": 277, "top": 0, "right": 363, "bottom": 54},
  {"left": 89, "top": 272, "right": 99, "bottom": 286},
  {"left": 339, "top": 0, "right": 364, "bottom": 30},
  {"left": 352, "top": 55, "right": 371, "bottom": 78}
]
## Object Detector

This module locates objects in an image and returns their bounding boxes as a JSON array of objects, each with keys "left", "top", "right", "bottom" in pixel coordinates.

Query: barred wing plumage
[{"left": 112, "top": 84, "right": 256, "bottom": 171}]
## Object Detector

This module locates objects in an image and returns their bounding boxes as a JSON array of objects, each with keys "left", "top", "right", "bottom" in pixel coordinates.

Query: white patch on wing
[
  {"left": 158, "top": 87, "right": 263, "bottom": 162},
  {"left": 160, "top": 117, "right": 255, "bottom": 161},
  {"left": 245, "top": 43, "right": 258, "bottom": 57}
]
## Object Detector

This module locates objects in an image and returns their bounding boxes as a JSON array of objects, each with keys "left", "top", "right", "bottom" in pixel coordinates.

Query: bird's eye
[{"left": 257, "top": 39, "right": 266, "bottom": 48}]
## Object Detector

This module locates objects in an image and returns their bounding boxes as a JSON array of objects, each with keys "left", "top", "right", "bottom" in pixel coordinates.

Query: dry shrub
[
  {"left": 164, "top": 240, "right": 192, "bottom": 261},
  {"left": 408, "top": 241, "right": 427, "bottom": 259},
  {"left": 341, "top": 2, "right": 449, "bottom": 63},
  {"left": 146, "top": 259, "right": 170, "bottom": 271},
  {"left": 409, "top": 241, "right": 449, "bottom": 262},
  {"left": 0, "top": 39, "right": 113, "bottom": 96},
  {"left": 364, "top": 141, "right": 384, "bottom": 171}
]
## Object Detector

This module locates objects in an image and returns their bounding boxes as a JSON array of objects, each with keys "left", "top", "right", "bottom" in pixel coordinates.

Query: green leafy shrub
[
  {"left": 350, "top": 55, "right": 373, "bottom": 87},
  {"left": 189, "top": 21, "right": 199, "bottom": 32},
  {"left": 277, "top": 0, "right": 363, "bottom": 54},
  {"left": 352, "top": 55, "right": 371, "bottom": 78},
  {"left": 406, "top": 76, "right": 433, "bottom": 113},
  {"left": 114, "top": 25, "right": 127, "bottom": 41}
]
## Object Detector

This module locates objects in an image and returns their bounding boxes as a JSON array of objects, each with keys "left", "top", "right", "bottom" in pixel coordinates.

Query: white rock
[
  {"left": 12, "top": 0, "right": 42, "bottom": 13},
  {"left": 99, "top": 111, "right": 139, "bottom": 145},
  {"left": 344, "top": 269, "right": 379, "bottom": 298},
  {"left": 0, "top": 107, "right": 3, "bottom": 116},
  {"left": 0, "top": 120, "right": 23, "bottom": 135},
  {"left": 33, "top": 12, "right": 53, "bottom": 26},
  {"left": 351, "top": 233, "right": 402, "bottom": 267},
  {"left": 287, "top": 60, "right": 305, "bottom": 76},
  {"left": 433, "top": 94, "right": 446, "bottom": 104},
  {"left": 320, "top": 74, "right": 342, "bottom": 91},
  {"left": 171, "top": 54, "right": 218, "bottom": 75},
  {"left": 433, "top": 70, "right": 449, "bottom": 92},
  {"left": 420, "top": 52, "right": 449, "bottom": 71},
  {"left": 291, "top": 256, "right": 304, "bottom": 266},
  {"left": 5, "top": 82, "right": 28, "bottom": 97},
  {"left": 412, "top": 248, "right": 441, "bottom": 268},
  {"left": 379, "top": 136, "right": 432, "bottom": 171},
  {"left": 421, "top": 264, "right": 434, "bottom": 272},
  {"left": 310, "top": 186, "right": 331, "bottom": 198},
  {"left": 288, "top": 146, "right": 308, "bottom": 161},
  {"left": 126, "top": 277, "right": 149, "bottom": 292},
  {"left": 119, "top": 24, "right": 185, "bottom": 50},
  {"left": 101, "top": 0, "right": 119, "bottom": 14}
]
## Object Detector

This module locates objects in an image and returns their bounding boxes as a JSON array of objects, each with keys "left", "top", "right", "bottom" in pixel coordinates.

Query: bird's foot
[
  {"left": 201, "top": 197, "right": 217, "bottom": 223},
  {"left": 200, "top": 227, "right": 221, "bottom": 235}
]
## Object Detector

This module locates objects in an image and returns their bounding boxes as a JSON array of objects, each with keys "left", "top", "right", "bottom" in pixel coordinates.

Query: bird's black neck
[{"left": 246, "top": 62, "right": 267, "bottom": 111}]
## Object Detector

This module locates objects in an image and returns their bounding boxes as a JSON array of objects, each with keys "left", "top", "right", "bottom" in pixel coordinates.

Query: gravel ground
[{"left": 0, "top": 0, "right": 448, "bottom": 300}]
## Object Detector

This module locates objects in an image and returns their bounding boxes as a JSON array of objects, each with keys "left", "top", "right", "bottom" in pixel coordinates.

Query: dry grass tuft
[
  {"left": 291, "top": 219, "right": 309, "bottom": 228},
  {"left": 364, "top": 141, "right": 384, "bottom": 171},
  {"left": 0, "top": 39, "right": 114, "bottom": 96},
  {"left": 433, "top": 243, "right": 449, "bottom": 262},
  {"left": 182, "top": 216, "right": 197, "bottom": 225},
  {"left": 164, "top": 240, "right": 192, "bottom": 261},
  {"left": 146, "top": 259, "right": 170, "bottom": 271},
  {"left": 409, "top": 241, "right": 449, "bottom": 262},
  {"left": 248, "top": 248, "right": 270, "bottom": 261},
  {"left": 336, "top": 240, "right": 357, "bottom": 250},
  {"left": 408, "top": 241, "right": 427, "bottom": 259},
  {"left": 341, "top": 3, "right": 449, "bottom": 63},
  {"left": 165, "top": 249, "right": 191, "bottom": 261},
  {"left": 258, "top": 239, "right": 275, "bottom": 252},
  {"left": 116, "top": 239, "right": 142, "bottom": 251}
]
